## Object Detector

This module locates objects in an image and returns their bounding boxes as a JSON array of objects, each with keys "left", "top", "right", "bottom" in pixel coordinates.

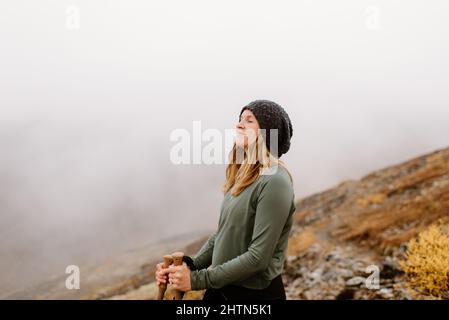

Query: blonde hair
[{"left": 222, "top": 131, "right": 293, "bottom": 197}]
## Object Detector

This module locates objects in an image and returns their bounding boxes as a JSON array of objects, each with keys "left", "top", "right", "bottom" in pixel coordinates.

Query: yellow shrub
[{"left": 400, "top": 222, "right": 449, "bottom": 299}]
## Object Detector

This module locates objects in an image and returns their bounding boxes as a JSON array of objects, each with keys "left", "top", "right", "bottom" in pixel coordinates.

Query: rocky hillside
[{"left": 284, "top": 146, "right": 449, "bottom": 299}]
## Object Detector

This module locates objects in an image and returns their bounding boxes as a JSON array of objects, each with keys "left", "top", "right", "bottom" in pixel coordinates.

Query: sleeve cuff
[
  {"left": 190, "top": 269, "right": 208, "bottom": 291},
  {"left": 182, "top": 255, "right": 197, "bottom": 271}
]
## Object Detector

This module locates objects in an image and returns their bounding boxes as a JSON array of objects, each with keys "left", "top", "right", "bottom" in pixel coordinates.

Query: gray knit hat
[{"left": 239, "top": 100, "right": 293, "bottom": 158}]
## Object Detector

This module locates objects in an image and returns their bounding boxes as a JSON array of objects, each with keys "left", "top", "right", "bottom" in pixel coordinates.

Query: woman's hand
[
  {"left": 159, "top": 262, "right": 192, "bottom": 292},
  {"left": 155, "top": 262, "right": 168, "bottom": 286}
]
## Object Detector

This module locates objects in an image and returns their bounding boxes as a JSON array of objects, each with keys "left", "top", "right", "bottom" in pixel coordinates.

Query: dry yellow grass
[
  {"left": 400, "top": 221, "right": 449, "bottom": 299},
  {"left": 356, "top": 193, "right": 387, "bottom": 208},
  {"left": 288, "top": 228, "right": 316, "bottom": 256}
]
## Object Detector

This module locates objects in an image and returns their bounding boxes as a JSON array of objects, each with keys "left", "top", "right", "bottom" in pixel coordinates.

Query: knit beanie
[{"left": 239, "top": 100, "right": 293, "bottom": 158}]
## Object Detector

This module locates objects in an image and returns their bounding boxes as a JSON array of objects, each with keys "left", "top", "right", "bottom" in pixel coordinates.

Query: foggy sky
[{"left": 1, "top": 0, "right": 448, "bottom": 296}]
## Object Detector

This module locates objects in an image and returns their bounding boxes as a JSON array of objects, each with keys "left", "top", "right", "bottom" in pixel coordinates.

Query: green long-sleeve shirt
[{"left": 190, "top": 165, "right": 296, "bottom": 290}]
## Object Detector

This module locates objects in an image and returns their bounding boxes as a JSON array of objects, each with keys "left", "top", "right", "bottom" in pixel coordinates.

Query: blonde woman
[{"left": 156, "top": 100, "right": 296, "bottom": 300}]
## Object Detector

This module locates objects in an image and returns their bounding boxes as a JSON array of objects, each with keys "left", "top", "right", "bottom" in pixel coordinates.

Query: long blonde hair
[{"left": 222, "top": 131, "right": 293, "bottom": 197}]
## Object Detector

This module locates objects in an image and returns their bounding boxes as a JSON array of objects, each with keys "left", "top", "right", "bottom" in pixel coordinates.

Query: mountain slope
[{"left": 284, "top": 146, "right": 449, "bottom": 299}]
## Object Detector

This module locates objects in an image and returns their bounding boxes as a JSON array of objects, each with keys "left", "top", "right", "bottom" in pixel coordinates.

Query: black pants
[{"left": 202, "top": 274, "right": 286, "bottom": 300}]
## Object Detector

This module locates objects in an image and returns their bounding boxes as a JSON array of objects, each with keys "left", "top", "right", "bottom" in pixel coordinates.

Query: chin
[{"left": 235, "top": 137, "right": 246, "bottom": 148}]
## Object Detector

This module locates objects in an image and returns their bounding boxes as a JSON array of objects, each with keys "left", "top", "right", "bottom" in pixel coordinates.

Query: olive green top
[{"left": 190, "top": 165, "right": 296, "bottom": 290}]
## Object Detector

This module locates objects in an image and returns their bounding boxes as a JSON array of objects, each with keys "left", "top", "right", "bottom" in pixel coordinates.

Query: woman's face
[{"left": 235, "top": 109, "right": 260, "bottom": 148}]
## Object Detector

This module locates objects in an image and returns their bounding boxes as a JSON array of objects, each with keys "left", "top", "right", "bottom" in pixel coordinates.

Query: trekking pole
[
  {"left": 171, "top": 252, "right": 185, "bottom": 300},
  {"left": 157, "top": 255, "right": 173, "bottom": 300}
]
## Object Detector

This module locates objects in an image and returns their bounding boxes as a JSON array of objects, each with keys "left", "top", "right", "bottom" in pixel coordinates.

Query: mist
[{"left": 1, "top": 0, "right": 448, "bottom": 296}]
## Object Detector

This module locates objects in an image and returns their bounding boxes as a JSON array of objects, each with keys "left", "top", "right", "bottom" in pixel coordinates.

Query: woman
[{"left": 156, "top": 100, "right": 296, "bottom": 300}]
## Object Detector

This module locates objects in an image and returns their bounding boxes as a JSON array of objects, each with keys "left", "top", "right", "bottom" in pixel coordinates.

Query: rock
[
  {"left": 352, "top": 261, "right": 368, "bottom": 275},
  {"left": 381, "top": 256, "right": 403, "bottom": 279},
  {"left": 378, "top": 288, "right": 394, "bottom": 299},
  {"left": 346, "top": 277, "right": 366, "bottom": 287},
  {"left": 339, "top": 269, "right": 354, "bottom": 279},
  {"left": 309, "top": 268, "right": 323, "bottom": 284},
  {"left": 286, "top": 255, "right": 297, "bottom": 264},
  {"left": 303, "top": 290, "right": 314, "bottom": 300}
]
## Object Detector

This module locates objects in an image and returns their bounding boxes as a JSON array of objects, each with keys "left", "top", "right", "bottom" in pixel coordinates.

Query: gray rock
[
  {"left": 339, "top": 269, "right": 354, "bottom": 279},
  {"left": 346, "top": 276, "right": 365, "bottom": 287},
  {"left": 378, "top": 288, "right": 394, "bottom": 299},
  {"left": 309, "top": 268, "right": 323, "bottom": 283}
]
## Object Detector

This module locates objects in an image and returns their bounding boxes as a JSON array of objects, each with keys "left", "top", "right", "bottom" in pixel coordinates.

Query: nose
[{"left": 236, "top": 120, "right": 244, "bottom": 129}]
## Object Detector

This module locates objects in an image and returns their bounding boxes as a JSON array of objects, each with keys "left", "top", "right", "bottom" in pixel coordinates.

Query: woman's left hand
[{"left": 165, "top": 262, "right": 192, "bottom": 292}]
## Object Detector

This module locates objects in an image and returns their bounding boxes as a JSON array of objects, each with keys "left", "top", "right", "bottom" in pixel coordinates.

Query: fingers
[
  {"left": 168, "top": 271, "right": 183, "bottom": 284},
  {"left": 156, "top": 261, "right": 182, "bottom": 273},
  {"left": 169, "top": 277, "right": 180, "bottom": 287},
  {"left": 155, "top": 262, "right": 165, "bottom": 271},
  {"left": 156, "top": 265, "right": 185, "bottom": 285},
  {"left": 156, "top": 274, "right": 167, "bottom": 284},
  {"left": 168, "top": 272, "right": 178, "bottom": 281},
  {"left": 155, "top": 265, "right": 171, "bottom": 284},
  {"left": 155, "top": 258, "right": 189, "bottom": 290},
  {"left": 167, "top": 265, "right": 185, "bottom": 273},
  {"left": 155, "top": 262, "right": 167, "bottom": 284},
  {"left": 158, "top": 267, "right": 174, "bottom": 276}
]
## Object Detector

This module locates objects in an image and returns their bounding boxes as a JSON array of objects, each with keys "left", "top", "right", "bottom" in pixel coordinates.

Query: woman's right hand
[{"left": 155, "top": 262, "right": 168, "bottom": 286}]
